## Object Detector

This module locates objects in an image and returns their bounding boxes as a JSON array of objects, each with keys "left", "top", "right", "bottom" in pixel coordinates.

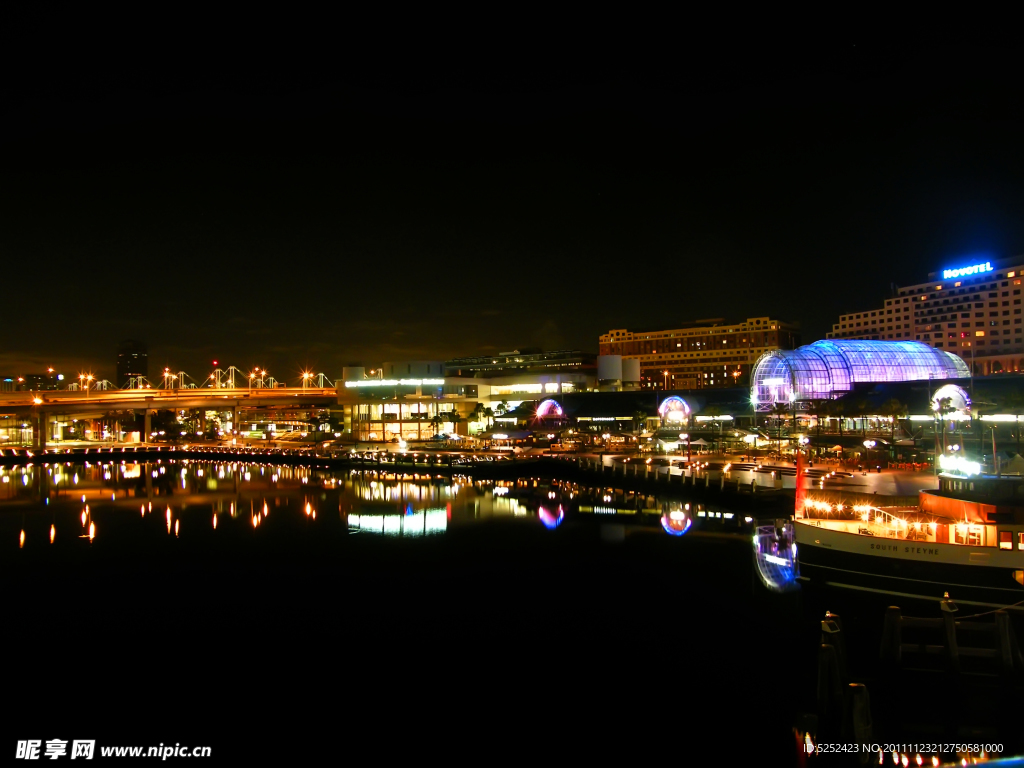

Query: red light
[{"left": 212, "top": 360, "right": 219, "bottom": 365}]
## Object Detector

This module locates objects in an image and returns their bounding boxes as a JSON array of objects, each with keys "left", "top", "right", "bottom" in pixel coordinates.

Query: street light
[
  {"left": 663, "top": 370, "right": 669, "bottom": 390},
  {"left": 78, "top": 373, "right": 93, "bottom": 397},
  {"left": 301, "top": 371, "right": 312, "bottom": 390},
  {"left": 863, "top": 439, "right": 876, "bottom": 467}
]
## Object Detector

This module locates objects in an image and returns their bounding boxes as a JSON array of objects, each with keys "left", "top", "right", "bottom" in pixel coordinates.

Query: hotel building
[
  {"left": 825, "top": 256, "right": 1024, "bottom": 375},
  {"left": 598, "top": 318, "right": 801, "bottom": 390}
]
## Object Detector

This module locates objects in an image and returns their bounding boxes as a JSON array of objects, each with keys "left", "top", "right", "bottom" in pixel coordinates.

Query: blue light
[
  {"left": 753, "top": 524, "right": 799, "bottom": 591},
  {"left": 942, "top": 260, "right": 993, "bottom": 280},
  {"left": 539, "top": 505, "right": 564, "bottom": 529},
  {"left": 751, "top": 339, "right": 970, "bottom": 407},
  {"left": 660, "top": 514, "right": 692, "bottom": 536}
]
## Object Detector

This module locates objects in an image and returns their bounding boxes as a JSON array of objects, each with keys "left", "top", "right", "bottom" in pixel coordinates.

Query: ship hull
[{"left": 795, "top": 520, "right": 1024, "bottom": 607}]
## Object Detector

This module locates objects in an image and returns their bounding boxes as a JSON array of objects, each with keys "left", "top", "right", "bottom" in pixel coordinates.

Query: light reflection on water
[{"left": 1, "top": 460, "right": 755, "bottom": 549}]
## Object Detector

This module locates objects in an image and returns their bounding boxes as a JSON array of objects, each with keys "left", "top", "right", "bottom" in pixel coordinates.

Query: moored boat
[{"left": 796, "top": 470, "right": 1024, "bottom": 608}]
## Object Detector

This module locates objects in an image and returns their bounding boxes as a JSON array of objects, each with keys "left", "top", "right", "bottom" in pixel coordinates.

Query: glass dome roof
[{"left": 751, "top": 340, "right": 970, "bottom": 409}]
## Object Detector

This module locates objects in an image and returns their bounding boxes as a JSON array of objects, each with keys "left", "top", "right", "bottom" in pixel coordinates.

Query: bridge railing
[{"left": 0, "top": 387, "right": 339, "bottom": 407}]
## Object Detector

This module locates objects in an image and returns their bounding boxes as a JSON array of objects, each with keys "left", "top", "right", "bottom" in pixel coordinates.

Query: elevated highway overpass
[{"left": 0, "top": 387, "right": 340, "bottom": 448}]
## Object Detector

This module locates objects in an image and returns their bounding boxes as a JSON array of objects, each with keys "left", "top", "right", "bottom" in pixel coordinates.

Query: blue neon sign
[{"left": 942, "top": 261, "right": 993, "bottom": 280}]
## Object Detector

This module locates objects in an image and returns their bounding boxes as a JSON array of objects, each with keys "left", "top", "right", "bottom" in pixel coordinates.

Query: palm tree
[
  {"left": 632, "top": 410, "right": 649, "bottom": 435},
  {"left": 770, "top": 402, "right": 789, "bottom": 454},
  {"left": 447, "top": 410, "right": 463, "bottom": 435},
  {"left": 495, "top": 400, "right": 509, "bottom": 417},
  {"left": 934, "top": 396, "right": 955, "bottom": 454},
  {"left": 879, "top": 398, "right": 907, "bottom": 442},
  {"left": 469, "top": 402, "right": 485, "bottom": 426},
  {"left": 483, "top": 407, "right": 494, "bottom": 428},
  {"left": 833, "top": 400, "right": 845, "bottom": 438},
  {"left": 701, "top": 405, "right": 725, "bottom": 450},
  {"left": 810, "top": 399, "right": 831, "bottom": 438},
  {"left": 854, "top": 399, "right": 870, "bottom": 437},
  {"left": 430, "top": 414, "right": 444, "bottom": 436}
]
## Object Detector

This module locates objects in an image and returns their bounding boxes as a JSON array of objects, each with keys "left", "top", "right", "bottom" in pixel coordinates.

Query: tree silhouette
[
  {"left": 811, "top": 399, "right": 831, "bottom": 438},
  {"left": 447, "top": 410, "right": 463, "bottom": 435},
  {"left": 934, "top": 396, "right": 956, "bottom": 454},
  {"left": 633, "top": 410, "right": 649, "bottom": 435},
  {"left": 469, "top": 402, "right": 485, "bottom": 426},
  {"left": 879, "top": 398, "right": 907, "bottom": 442},
  {"left": 770, "top": 401, "right": 789, "bottom": 452}
]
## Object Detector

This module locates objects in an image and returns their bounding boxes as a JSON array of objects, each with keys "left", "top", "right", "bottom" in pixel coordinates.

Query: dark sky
[{"left": 6, "top": 30, "right": 1024, "bottom": 384}]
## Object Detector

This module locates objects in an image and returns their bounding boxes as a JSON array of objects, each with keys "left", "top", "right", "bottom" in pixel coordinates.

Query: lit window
[
  {"left": 1019, "top": 532, "right": 1024, "bottom": 550},
  {"left": 1000, "top": 531, "right": 1013, "bottom": 550}
]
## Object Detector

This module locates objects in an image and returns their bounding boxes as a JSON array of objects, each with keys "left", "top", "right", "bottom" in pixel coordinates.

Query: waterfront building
[
  {"left": 598, "top": 317, "right": 801, "bottom": 390},
  {"left": 825, "top": 256, "right": 1024, "bottom": 375},
  {"left": 0, "top": 370, "right": 64, "bottom": 392},
  {"left": 750, "top": 339, "right": 969, "bottom": 411},
  {"left": 336, "top": 350, "right": 603, "bottom": 442},
  {"left": 444, "top": 349, "right": 596, "bottom": 398},
  {"left": 337, "top": 374, "right": 483, "bottom": 442},
  {"left": 117, "top": 339, "right": 148, "bottom": 388}
]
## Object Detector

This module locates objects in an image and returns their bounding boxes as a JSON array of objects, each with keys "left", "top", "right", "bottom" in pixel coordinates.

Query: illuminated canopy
[
  {"left": 751, "top": 340, "right": 969, "bottom": 408},
  {"left": 658, "top": 396, "right": 691, "bottom": 423},
  {"left": 931, "top": 383, "right": 971, "bottom": 414},
  {"left": 536, "top": 399, "right": 563, "bottom": 418}
]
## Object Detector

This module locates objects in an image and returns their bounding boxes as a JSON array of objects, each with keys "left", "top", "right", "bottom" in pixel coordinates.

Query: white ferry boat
[{"left": 795, "top": 471, "right": 1024, "bottom": 608}]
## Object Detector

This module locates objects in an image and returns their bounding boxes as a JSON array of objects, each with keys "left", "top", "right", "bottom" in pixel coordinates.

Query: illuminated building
[
  {"left": 117, "top": 339, "right": 148, "bottom": 388},
  {"left": 750, "top": 339, "right": 969, "bottom": 411},
  {"left": 825, "top": 256, "right": 1024, "bottom": 375},
  {"left": 337, "top": 373, "right": 483, "bottom": 442},
  {"left": 599, "top": 317, "right": 800, "bottom": 390},
  {"left": 444, "top": 349, "right": 595, "bottom": 397},
  {"left": 0, "top": 371, "right": 64, "bottom": 392}
]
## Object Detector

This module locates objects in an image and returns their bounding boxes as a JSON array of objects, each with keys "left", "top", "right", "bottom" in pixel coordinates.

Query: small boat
[{"left": 796, "top": 470, "right": 1024, "bottom": 608}]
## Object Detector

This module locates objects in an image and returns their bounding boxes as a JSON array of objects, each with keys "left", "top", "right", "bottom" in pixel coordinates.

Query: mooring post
[{"left": 941, "top": 598, "right": 960, "bottom": 674}]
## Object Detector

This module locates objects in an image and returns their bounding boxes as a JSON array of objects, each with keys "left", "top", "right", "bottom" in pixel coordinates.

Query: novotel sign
[
  {"left": 942, "top": 261, "right": 993, "bottom": 280},
  {"left": 345, "top": 378, "right": 445, "bottom": 388}
]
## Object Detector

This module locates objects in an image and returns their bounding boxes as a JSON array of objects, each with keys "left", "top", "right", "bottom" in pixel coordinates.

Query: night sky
[{"left": 6, "top": 32, "right": 1024, "bottom": 385}]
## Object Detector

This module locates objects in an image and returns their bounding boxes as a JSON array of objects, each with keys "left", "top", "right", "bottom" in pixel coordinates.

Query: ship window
[
  {"left": 968, "top": 528, "right": 983, "bottom": 546},
  {"left": 1000, "top": 531, "right": 1013, "bottom": 550},
  {"left": 955, "top": 527, "right": 966, "bottom": 545},
  {"left": 1019, "top": 532, "right": 1024, "bottom": 551}
]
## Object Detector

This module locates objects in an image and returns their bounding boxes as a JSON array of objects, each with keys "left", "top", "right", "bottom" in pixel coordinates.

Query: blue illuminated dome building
[{"left": 750, "top": 339, "right": 969, "bottom": 411}]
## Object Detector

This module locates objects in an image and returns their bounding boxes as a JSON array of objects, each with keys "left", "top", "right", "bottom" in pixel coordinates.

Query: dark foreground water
[{"left": 1, "top": 460, "right": 1020, "bottom": 764}]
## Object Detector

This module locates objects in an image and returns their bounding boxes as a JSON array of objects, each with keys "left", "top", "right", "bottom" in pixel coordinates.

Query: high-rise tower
[{"left": 116, "top": 340, "right": 148, "bottom": 388}]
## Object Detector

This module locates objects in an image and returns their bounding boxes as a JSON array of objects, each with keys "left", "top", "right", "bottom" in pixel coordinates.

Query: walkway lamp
[{"left": 863, "top": 439, "right": 876, "bottom": 466}]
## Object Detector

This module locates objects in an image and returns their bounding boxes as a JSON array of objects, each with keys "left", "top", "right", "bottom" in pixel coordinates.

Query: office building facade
[
  {"left": 116, "top": 340, "right": 148, "bottom": 388},
  {"left": 598, "top": 317, "right": 801, "bottom": 390}
]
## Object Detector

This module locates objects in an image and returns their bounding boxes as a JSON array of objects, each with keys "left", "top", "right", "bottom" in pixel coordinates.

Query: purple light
[
  {"left": 751, "top": 339, "right": 971, "bottom": 408},
  {"left": 539, "top": 505, "right": 564, "bottom": 529},
  {"left": 660, "top": 513, "right": 692, "bottom": 536},
  {"left": 657, "top": 396, "right": 690, "bottom": 419},
  {"left": 536, "top": 399, "right": 563, "bottom": 418}
]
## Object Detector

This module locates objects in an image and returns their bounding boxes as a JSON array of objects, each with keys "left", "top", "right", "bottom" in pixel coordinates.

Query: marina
[{"left": 3, "top": 452, "right": 1023, "bottom": 762}]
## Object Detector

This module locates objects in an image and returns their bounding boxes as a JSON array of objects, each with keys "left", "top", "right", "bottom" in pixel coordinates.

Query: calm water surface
[{"left": 2, "top": 459, "right": 1019, "bottom": 764}]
